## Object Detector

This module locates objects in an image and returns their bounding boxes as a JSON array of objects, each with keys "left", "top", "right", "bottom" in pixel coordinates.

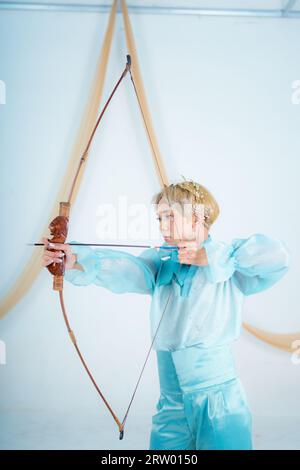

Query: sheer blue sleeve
[
  {"left": 64, "top": 241, "right": 162, "bottom": 295},
  {"left": 203, "top": 233, "right": 290, "bottom": 295},
  {"left": 202, "top": 237, "right": 236, "bottom": 283},
  {"left": 231, "top": 233, "right": 290, "bottom": 295}
]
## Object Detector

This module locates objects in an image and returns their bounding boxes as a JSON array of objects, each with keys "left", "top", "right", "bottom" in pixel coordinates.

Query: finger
[
  {"left": 177, "top": 241, "right": 194, "bottom": 248},
  {"left": 44, "top": 250, "right": 65, "bottom": 257},
  {"left": 42, "top": 257, "right": 63, "bottom": 266},
  {"left": 48, "top": 242, "right": 69, "bottom": 252},
  {"left": 42, "top": 261, "right": 62, "bottom": 267},
  {"left": 42, "top": 237, "right": 50, "bottom": 249},
  {"left": 179, "top": 250, "right": 195, "bottom": 260},
  {"left": 179, "top": 247, "right": 195, "bottom": 256},
  {"left": 178, "top": 246, "right": 190, "bottom": 254},
  {"left": 178, "top": 253, "right": 191, "bottom": 261},
  {"left": 179, "top": 256, "right": 193, "bottom": 263},
  {"left": 178, "top": 241, "right": 198, "bottom": 252},
  {"left": 43, "top": 254, "right": 63, "bottom": 262}
]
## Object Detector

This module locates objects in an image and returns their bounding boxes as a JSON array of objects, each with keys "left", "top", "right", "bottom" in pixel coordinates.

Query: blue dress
[{"left": 64, "top": 233, "right": 290, "bottom": 450}]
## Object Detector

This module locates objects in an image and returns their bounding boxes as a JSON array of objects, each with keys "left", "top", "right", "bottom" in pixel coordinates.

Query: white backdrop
[{"left": 0, "top": 4, "right": 299, "bottom": 449}]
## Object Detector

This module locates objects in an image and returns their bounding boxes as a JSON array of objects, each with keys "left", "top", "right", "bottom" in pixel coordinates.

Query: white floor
[{"left": 0, "top": 411, "right": 299, "bottom": 450}]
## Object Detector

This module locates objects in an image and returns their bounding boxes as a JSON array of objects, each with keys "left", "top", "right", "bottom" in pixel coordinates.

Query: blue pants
[{"left": 149, "top": 344, "right": 253, "bottom": 450}]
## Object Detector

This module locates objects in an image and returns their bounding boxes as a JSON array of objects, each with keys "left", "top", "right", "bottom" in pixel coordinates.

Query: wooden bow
[{"left": 45, "top": 55, "right": 181, "bottom": 440}]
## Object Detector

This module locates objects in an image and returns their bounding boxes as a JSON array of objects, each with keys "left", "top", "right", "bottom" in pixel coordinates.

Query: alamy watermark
[
  {"left": 291, "top": 339, "right": 300, "bottom": 365},
  {"left": 0, "top": 340, "right": 6, "bottom": 365},
  {"left": 94, "top": 197, "right": 206, "bottom": 241},
  {"left": 291, "top": 80, "right": 300, "bottom": 104},
  {"left": 0, "top": 80, "right": 6, "bottom": 104}
]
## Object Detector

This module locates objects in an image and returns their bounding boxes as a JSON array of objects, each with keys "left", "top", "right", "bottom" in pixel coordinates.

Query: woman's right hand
[{"left": 41, "top": 237, "right": 77, "bottom": 270}]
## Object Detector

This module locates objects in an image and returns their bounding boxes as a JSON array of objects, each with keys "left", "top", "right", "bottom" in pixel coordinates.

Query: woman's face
[{"left": 156, "top": 196, "right": 208, "bottom": 245}]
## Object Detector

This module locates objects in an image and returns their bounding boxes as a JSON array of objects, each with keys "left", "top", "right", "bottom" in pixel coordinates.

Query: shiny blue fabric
[
  {"left": 63, "top": 232, "right": 289, "bottom": 449},
  {"left": 150, "top": 344, "right": 252, "bottom": 450}
]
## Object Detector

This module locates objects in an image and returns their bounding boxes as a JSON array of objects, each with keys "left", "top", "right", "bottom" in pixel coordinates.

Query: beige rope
[
  {"left": 0, "top": 0, "right": 118, "bottom": 318},
  {"left": 243, "top": 323, "right": 299, "bottom": 353},
  {"left": 121, "top": 0, "right": 168, "bottom": 188}
]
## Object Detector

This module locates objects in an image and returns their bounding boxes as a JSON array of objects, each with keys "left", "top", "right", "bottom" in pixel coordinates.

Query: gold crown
[
  {"left": 177, "top": 180, "right": 205, "bottom": 202},
  {"left": 177, "top": 177, "right": 212, "bottom": 225}
]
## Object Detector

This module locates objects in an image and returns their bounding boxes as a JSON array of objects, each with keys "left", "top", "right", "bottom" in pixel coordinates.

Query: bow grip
[{"left": 48, "top": 202, "right": 70, "bottom": 292}]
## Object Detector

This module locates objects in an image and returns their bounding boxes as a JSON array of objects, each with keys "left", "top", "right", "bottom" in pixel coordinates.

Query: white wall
[{"left": 0, "top": 5, "right": 299, "bottom": 449}]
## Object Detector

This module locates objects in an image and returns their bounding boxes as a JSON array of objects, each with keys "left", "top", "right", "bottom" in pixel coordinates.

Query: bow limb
[
  {"left": 46, "top": 54, "right": 175, "bottom": 440},
  {"left": 48, "top": 202, "right": 125, "bottom": 437},
  {"left": 58, "top": 290, "right": 124, "bottom": 437},
  {"left": 46, "top": 57, "right": 132, "bottom": 440}
]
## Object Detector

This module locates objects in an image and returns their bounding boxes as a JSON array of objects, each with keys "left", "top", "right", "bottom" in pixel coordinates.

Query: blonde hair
[{"left": 151, "top": 178, "right": 220, "bottom": 229}]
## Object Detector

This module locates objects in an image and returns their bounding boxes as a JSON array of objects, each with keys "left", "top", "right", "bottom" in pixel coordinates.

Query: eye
[{"left": 156, "top": 214, "right": 174, "bottom": 221}]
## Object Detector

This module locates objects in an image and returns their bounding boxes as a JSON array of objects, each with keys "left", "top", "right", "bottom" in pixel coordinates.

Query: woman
[{"left": 41, "top": 180, "right": 290, "bottom": 450}]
